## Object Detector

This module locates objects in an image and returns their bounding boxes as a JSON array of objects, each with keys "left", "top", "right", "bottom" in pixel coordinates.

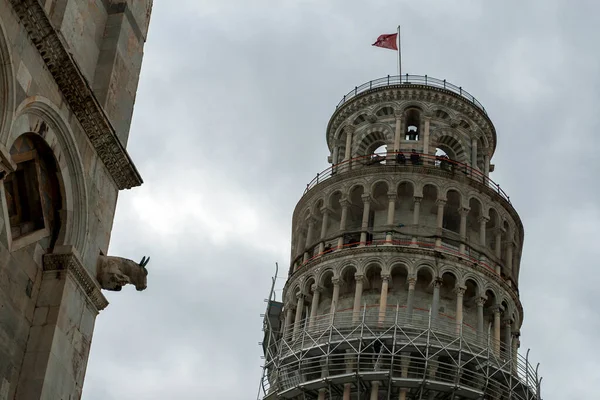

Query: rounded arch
[
  {"left": 414, "top": 262, "right": 436, "bottom": 281},
  {"left": 317, "top": 268, "right": 336, "bottom": 287},
  {"left": 286, "top": 281, "right": 302, "bottom": 304},
  {"left": 326, "top": 189, "right": 343, "bottom": 209},
  {"left": 396, "top": 179, "right": 416, "bottom": 194},
  {"left": 303, "top": 276, "right": 317, "bottom": 294},
  {"left": 431, "top": 131, "right": 467, "bottom": 162},
  {"left": 463, "top": 277, "right": 481, "bottom": 298},
  {"left": 389, "top": 261, "right": 410, "bottom": 276},
  {"left": 347, "top": 182, "right": 366, "bottom": 199},
  {"left": 443, "top": 187, "right": 464, "bottom": 207},
  {"left": 363, "top": 260, "right": 383, "bottom": 277},
  {"left": 311, "top": 198, "right": 324, "bottom": 215},
  {"left": 352, "top": 113, "right": 370, "bottom": 125},
  {"left": 370, "top": 179, "right": 390, "bottom": 197},
  {"left": 8, "top": 97, "right": 88, "bottom": 252},
  {"left": 374, "top": 105, "right": 395, "bottom": 117},
  {"left": 339, "top": 263, "right": 359, "bottom": 280},
  {"left": 461, "top": 273, "right": 484, "bottom": 292},
  {"left": 483, "top": 287, "right": 499, "bottom": 307},
  {"left": 433, "top": 108, "right": 451, "bottom": 121},
  {"left": 353, "top": 124, "right": 394, "bottom": 156},
  {"left": 0, "top": 16, "right": 15, "bottom": 142},
  {"left": 438, "top": 265, "right": 460, "bottom": 280}
]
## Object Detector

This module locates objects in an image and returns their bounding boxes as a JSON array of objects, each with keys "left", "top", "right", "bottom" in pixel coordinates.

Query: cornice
[
  {"left": 9, "top": 0, "right": 142, "bottom": 190},
  {"left": 44, "top": 251, "right": 109, "bottom": 312}
]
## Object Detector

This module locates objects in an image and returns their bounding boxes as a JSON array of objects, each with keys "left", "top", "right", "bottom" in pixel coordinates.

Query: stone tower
[
  {"left": 259, "top": 75, "right": 542, "bottom": 399},
  {"left": 0, "top": 1, "right": 152, "bottom": 399}
]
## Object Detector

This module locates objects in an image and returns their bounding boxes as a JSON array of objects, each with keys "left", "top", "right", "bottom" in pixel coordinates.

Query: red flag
[{"left": 372, "top": 33, "right": 398, "bottom": 50}]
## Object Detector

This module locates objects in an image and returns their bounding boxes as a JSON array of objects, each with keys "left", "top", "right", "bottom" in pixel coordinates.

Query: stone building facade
[
  {"left": 259, "top": 75, "right": 542, "bottom": 399},
  {"left": 0, "top": 1, "right": 152, "bottom": 399}
]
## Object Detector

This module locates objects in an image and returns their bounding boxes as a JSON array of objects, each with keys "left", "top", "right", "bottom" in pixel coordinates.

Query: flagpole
[{"left": 397, "top": 25, "right": 402, "bottom": 78}]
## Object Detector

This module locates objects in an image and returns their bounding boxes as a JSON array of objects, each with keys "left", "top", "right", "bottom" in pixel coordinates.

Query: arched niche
[
  {"left": 3, "top": 133, "right": 62, "bottom": 250},
  {"left": 6, "top": 97, "right": 89, "bottom": 253}
]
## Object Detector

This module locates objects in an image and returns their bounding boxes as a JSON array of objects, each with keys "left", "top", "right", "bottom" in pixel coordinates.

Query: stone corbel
[{"left": 43, "top": 245, "right": 109, "bottom": 312}]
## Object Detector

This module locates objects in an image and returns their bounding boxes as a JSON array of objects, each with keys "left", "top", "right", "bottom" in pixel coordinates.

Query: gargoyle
[{"left": 96, "top": 255, "right": 150, "bottom": 291}]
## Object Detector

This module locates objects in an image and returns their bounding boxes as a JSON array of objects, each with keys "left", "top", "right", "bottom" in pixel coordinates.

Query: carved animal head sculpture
[{"left": 96, "top": 255, "right": 150, "bottom": 291}]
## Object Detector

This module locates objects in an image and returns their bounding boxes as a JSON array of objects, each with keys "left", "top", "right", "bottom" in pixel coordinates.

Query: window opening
[
  {"left": 369, "top": 144, "right": 387, "bottom": 165},
  {"left": 405, "top": 109, "right": 421, "bottom": 141},
  {"left": 4, "top": 159, "right": 44, "bottom": 238},
  {"left": 435, "top": 147, "right": 453, "bottom": 171}
]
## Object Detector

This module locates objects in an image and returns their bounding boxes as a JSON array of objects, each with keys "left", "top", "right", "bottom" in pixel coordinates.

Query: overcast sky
[{"left": 81, "top": 1, "right": 600, "bottom": 398}]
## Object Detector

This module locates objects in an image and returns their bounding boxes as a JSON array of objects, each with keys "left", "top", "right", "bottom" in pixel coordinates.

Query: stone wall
[{"left": 0, "top": 0, "right": 151, "bottom": 398}]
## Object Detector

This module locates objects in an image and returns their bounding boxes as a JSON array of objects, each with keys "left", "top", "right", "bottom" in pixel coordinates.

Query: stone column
[
  {"left": 343, "top": 349, "right": 354, "bottom": 399},
  {"left": 283, "top": 307, "right": 294, "bottom": 341},
  {"left": 506, "top": 241, "right": 514, "bottom": 276},
  {"left": 423, "top": 116, "right": 431, "bottom": 155},
  {"left": 385, "top": 193, "right": 397, "bottom": 243},
  {"left": 370, "top": 382, "right": 380, "bottom": 400},
  {"left": 431, "top": 278, "right": 443, "bottom": 326},
  {"left": 412, "top": 197, "right": 422, "bottom": 245},
  {"left": 484, "top": 154, "right": 490, "bottom": 177},
  {"left": 493, "top": 307, "right": 503, "bottom": 356},
  {"left": 459, "top": 207, "right": 470, "bottom": 254},
  {"left": 399, "top": 354, "right": 410, "bottom": 400},
  {"left": 359, "top": 194, "right": 371, "bottom": 246},
  {"left": 292, "top": 292, "right": 304, "bottom": 340},
  {"left": 337, "top": 198, "right": 350, "bottom": 249},
  {"left": 318, "top": 208, "right": 330, "bottom": 253},
  {"left": 343, "top": 126, "right": 355, "bottom": 171},
  {"left": 406, "top": 276, "right": 417, "bottom": 322},
  {"left": 435, "top": 199, "right": 446, "bottom": 247},
  {"left": 503, "top": 319, "right": 513, "bottom": 360},
  {"left": 352, "top": 274, "right": 364, "bottom": 323},
  {"left": 330, "top": 278, "right": 340, "bottom": 316},
  {"left": 16, "top": 249, "right": 109, "bottom": 400},
  {"left": 332, "top": 146, "right": 339, "bottom": 165},
  {"left": 476, "top": 297, "right": 486, "bottom": 342},
  {"left": 303, "top": 218, "right": 315, "bottom": 262},
  {"left": 455, "top": 286, "right": 466, "bottom": 334},
  {"left": 309, "top": 285, "right": 322, "bottom": 329},
  {"left": 378, "top": 274, "right": 390, "bottom": 323},
  {"left": 394, "top": 112, "right": 403, "bottom": 152},
  {"left": 493, "top": 228, "right": 504, "bottom": 275},
  {"left": 295, "top": 227, "right": 305, "bottom": 259},
  {"left": 512, "top": 332, "right": 520, "bottom": 373},
  {"left": 471, "top": 138, "right": 478, "bottom": 169},
  {"left": 479, "top": 216, "right": 489, "bottom": 246},
  {"left": 318, "top": 358, "right": 328, "bottom": 400}
]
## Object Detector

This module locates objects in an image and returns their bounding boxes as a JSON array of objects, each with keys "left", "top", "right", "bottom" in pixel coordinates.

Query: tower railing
[
  {"left": 259, "top": 307, "right": 541, "bottom": 400},
  {"left": 336, "top": 74, "right": 487, "bottom": 114},
  {"left": 303, "top": 151, "right": 511, "bottom": 204}
]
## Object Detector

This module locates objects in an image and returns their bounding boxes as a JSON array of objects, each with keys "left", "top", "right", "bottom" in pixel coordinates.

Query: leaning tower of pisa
[{"left": 258, "top": 75, "right": 542, "bottom": 400}]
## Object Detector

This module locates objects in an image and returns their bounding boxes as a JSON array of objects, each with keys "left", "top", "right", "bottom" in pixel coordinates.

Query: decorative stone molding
[
  {"left": 327, "top": 87, "right": 496, "bottom": 153},
  {"left": 292, "top": 165, "right": 522, "bottom": 237},
  {"left": 43, "top": 250, "right": 109, "bottom": 312},
  {"left": 8, "top": 0, "right": 142, "bottom": 190},
  {"left": 285, "top": 245, "right": 523, "bottom": 321},
  {"left": 454, "top": 286, "right": 466, "bottom": 296}
]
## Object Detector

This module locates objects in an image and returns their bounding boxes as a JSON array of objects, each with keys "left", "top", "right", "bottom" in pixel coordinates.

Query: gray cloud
[{"left": 82, "top": 1, "right": 600, "bottom": 398}]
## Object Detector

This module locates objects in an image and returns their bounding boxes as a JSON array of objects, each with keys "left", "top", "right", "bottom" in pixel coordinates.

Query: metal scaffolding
[{"left": 258, "top": 305, "right": 541, "bottom": 400}]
